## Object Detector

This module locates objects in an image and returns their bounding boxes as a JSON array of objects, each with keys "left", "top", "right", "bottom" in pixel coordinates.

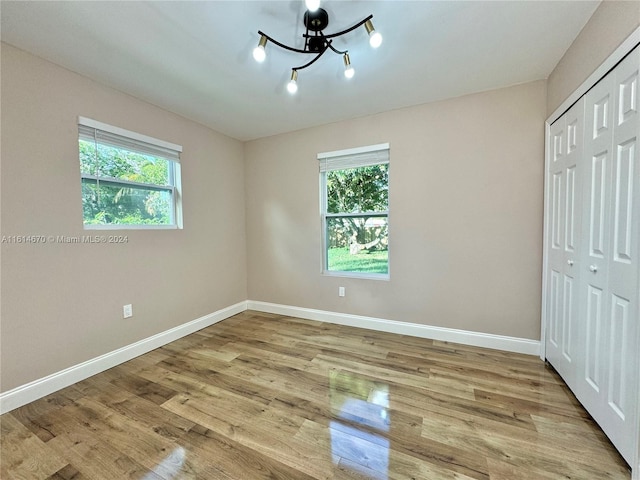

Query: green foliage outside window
[
  {"left": 80, "top": 140, "right": 173, "bottom": 225},
  {"left": 325, "top": 164, "right": 389, "bottom": 274}
]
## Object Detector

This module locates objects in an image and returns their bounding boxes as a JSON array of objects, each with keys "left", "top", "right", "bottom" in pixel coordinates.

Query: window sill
[{"left": 322, "top": 270, "right": 390, "bottom": 281}]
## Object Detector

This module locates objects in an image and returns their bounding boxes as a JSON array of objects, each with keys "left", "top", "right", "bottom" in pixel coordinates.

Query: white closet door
[
  {"left": 545, "top": 99, "right": 584, "bottom": 390},
  {"left": 577, "top": 46, "right": 639, "bottom": 465}
]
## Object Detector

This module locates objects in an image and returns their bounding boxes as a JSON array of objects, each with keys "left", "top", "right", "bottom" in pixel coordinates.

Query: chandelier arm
[
  {"left": 293, "top": 43, "right": 331, "bottom": 71},
  {"left": 327, "top": 43, "right": 347, "bottom": 55},
  {"left": 303, "top": 14, "right": 373, "bottom": 40},
  {"left": 257, "top": 30, "right": 315, "bottom": 55}
]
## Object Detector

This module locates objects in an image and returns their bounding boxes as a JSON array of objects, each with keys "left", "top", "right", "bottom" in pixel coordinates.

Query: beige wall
[
  {"left": 245, "top": 80, "right": 547, "bottom": 340},
  {"left": 547, "top": 0, "right": 640, "bottom": 116},
  {"left": 0, "top": 43, "right": 247, "bottom": 392}
]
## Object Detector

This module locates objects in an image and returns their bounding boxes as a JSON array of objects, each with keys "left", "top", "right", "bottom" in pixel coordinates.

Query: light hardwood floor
[{"left": 1, "top": 311, "right": 631, "bottom": 479}]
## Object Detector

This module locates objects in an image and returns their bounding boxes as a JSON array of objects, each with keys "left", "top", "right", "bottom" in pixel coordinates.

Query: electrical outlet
[
  {"left": 123, "top": 304, "right": 133, "bottom": 318},
  {"left": 339, "top": 287, "right": 345, "bottom": 297}
]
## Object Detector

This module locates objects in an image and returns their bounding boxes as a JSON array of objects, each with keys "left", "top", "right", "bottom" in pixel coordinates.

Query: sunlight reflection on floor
[
  {"left": 144, "top": 446, "right": 186, "bottom": 479},
  {"left": 330, "top": 371, "right": 391, "bottom": 479}
]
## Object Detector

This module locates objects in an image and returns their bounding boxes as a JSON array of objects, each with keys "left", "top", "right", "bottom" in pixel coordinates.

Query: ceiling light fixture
[{"left": 253, "top": 1, "right": 381, "bottom": 94}]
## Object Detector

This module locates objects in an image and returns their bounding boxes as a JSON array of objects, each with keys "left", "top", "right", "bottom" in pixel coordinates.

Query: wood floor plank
[
  {"left": 164, "top": 391, "right": 337, "bottom": 479},
  {"left": 332, "top": 368, "right": 540, "bottom": 432},
  {"left": 46, "top": 429, "right": 165, "bottom": 480},
  {"left": 296, "top": 418, "right": 489, "bottom": 480},
  {"left": 87, "top": 383, "right": 196, "bottom": 442},
  {"left": 182, "top": 424, "right": 317, "bottom": 480},
  {"left": 428, "top": 365, "right": 578, "bottom": 406},
  {"left": 472, "top": 387, "right": 586, "bottom": 416},
  {"left": 140, "top": 363, "right": 276, "bottom": 407},
  {"left": 44, "top": 464, "right": 86, "bottom": 480},
  {"left": 1, "top": 414, "right": 69, "bottom": 480},
  {"left": 106, "top": 369, "right": 180, "bottom": 406},
  {"left": 529, "top": 413, "right": 631, "bottom": 464},
  {"left": 1, "top": 311, "right": 631, "bottom": 479},
  {"left": 119, "top": 348, "right": 171, "bottom": 374},
  {"left": 421, "top": 407, "right": 627, "bottom": 479},
  {"left": 9, "top": 386, "right": 85, "bottom": 443},
  {"left": 311, "top": 354, "right": 430, "bottom": 391}
]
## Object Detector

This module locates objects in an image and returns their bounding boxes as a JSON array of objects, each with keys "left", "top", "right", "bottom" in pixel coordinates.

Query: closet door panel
[
  {"left": 605, "top": 47, "right": 639, "bottom": 463},
  {"left": 560, "top": 104, "right": 584, "bottom": 368},
  {"left": 564, "top": 103, "right": 585, "bottom": 266},
  {"left": 577, "top": 47, "right": 639, "bottom": 465},
  {"left": 545, "top": 99, "right": 584, "bottom": 389},
  {"left": 579, "top": 69, "right": 614, "bottom": 436},
  {"left": 547, "top": 119, "right": 565, "bottom": 356}
]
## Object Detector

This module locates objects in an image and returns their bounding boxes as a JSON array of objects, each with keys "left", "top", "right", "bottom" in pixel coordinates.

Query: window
[
  {"left": 78, "top": 117, "right": 182, "bottom": 229},
  {"left": 320, "top": 143, "right": 389, "bottom": 278}
]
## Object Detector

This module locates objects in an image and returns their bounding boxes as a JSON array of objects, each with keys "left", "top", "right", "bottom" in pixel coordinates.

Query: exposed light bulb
[
  {"left": 287, "top": 70, "right": 298, "bottom": 94},
  {"left": 253, "top": 35, "right": 267, "bottom": 62},
  {"left": 305, "top": 0, "right": 320, "bottom": 12},
  {"left": 369, "top": 31, "right": 383, "bottom": 48},
  {"left": 253, "top": 45, "right": 266, "bottom": 62},
  {"left": 343, "top": 53, "right": 355, "bottom": 79},
  {"left": 364, "top": 20, "right": 383, "bottom": 49},
  {"left": 344, "top": 66, "right": 355, "bottom": 79}
]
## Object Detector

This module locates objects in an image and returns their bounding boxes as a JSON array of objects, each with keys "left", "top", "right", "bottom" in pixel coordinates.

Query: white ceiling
[{"left": 1, "top": 1, "right": 600, "bottom": 141}]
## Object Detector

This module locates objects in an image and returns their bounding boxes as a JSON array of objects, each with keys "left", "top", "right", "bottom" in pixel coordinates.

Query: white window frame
[
  {"left": 78, "top": 117, "right": 183, "bottom": 230},
  {"left": 319, "top": 143, "right": 390, "bottom": 280}
]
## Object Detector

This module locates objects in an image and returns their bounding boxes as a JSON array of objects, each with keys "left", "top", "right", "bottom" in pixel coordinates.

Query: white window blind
[
  {"left": 318, "top": 143, "right": 389, "bottom": 172},
  {"left": 78, "top": 117, "right": 182, "bottom": 163}
]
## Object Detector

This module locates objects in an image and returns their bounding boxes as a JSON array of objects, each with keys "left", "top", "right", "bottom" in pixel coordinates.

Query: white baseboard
[
  {"left": 247, "top": 300, "right": 541, "bottom": 356},
  {"left": 0, "top": 301, "right": 247, "bottom": 415}
]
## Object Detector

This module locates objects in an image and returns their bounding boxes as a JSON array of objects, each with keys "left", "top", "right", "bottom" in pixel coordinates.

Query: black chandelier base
[{"left": 304, "top": 8, "right": 329, "bottom": 32}]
